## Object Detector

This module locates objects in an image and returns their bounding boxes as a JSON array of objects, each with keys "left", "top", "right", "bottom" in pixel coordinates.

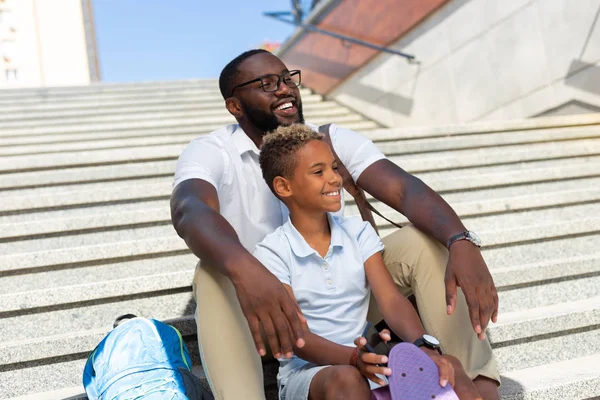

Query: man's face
[
  {"left": 233, "top": 53, "right": 304, "bottom": 134},
  {"left": 286, "top": 140, "right": 342, "bottom": 213}
]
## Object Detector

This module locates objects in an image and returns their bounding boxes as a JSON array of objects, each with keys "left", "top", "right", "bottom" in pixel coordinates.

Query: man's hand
[
  {"left": 444, "top": 241, "right": 499, "bottom": 340},
  {"left": 232, "top": 263, "right": 306, "bottom": 359},
  {"left": 353, "top": 337, "right": 391, "bottom": 386}
]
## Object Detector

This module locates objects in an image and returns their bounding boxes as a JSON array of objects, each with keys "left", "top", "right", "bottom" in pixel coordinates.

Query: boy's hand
[
  {"left": 353, "top": 337, "right": 391, "bottom": 386},
  {"left": 420, "top": 348, "right": 456, "bottom": 388}
]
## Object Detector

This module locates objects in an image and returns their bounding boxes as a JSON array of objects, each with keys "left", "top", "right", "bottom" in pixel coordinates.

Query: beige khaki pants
[{"left": 193, "top": 226, "right": 500, "bottom": 400}]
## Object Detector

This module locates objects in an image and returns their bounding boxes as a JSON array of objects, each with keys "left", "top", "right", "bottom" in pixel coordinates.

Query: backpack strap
[{"left": 318, "top": 124, "right": 403, "bottom": 232}]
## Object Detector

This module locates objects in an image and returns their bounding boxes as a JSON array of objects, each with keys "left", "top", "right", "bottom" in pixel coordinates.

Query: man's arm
[
  {"left": 170, "top": 178, "right": 305, "bottom": 358},
  {"left": 356, "top": 160, "right": 498, "bottom": 339}
]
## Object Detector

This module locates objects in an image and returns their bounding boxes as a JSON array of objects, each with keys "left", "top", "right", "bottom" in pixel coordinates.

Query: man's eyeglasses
[{"left": 229, "top": 70, "right": 301, "bottom": 98}]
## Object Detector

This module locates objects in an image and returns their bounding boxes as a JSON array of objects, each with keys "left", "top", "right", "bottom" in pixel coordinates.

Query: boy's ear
[
  {"left": 225, "top": 97, "right": 243, "bottom": 118},
  {"left": 273, "top": 176, "right": 292, "bottom": 199}
]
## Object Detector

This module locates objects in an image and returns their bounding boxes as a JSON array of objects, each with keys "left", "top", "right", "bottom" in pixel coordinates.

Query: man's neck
[{"left": 238, "top": 122, "right": 265, "bottom": 149}]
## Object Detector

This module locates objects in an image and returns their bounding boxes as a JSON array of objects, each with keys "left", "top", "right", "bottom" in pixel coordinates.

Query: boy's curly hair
[{"left": 259, "top": 124, "right": 324, "bottom": 195}]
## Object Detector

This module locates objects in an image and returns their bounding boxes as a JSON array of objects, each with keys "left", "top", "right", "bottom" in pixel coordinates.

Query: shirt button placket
[{"left": 323, "top": 259, "right": 334, "bottom": 289}]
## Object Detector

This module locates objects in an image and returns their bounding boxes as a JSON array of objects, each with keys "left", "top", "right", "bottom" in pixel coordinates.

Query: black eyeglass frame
[{"left": 229, "top": 70, "right": 301, "bottom": 98}]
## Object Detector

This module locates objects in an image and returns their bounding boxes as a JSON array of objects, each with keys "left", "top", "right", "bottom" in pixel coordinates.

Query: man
[{"left": 171, "top": 49, "right": 500, "bottom": 400}]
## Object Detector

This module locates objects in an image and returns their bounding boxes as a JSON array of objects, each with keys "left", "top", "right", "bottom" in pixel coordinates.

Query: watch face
[
  {"left": 423, "top": 334, "right": 440, "bottom": 347},
  {"left": 467, "top": 231, "right": 482, "bottom": 247}
]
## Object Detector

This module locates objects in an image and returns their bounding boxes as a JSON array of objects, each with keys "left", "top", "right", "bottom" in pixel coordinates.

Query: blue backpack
[{"left": 83, "top": 315, "right": 212, "bottom": 399}]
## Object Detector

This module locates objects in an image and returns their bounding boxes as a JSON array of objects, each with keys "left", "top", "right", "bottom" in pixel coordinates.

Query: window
[{"left": 5, "top": 68, "right": 17, "bottom": 82}]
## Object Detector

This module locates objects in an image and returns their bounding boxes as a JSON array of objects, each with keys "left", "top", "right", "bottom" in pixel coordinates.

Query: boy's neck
[{"left": 288, "top": 208, "right": 331, "bottom": 257}]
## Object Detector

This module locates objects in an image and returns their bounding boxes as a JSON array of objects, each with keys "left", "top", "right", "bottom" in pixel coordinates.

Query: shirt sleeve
[
  {"left": 329, "top": 124, "right": 386, "bottom": 182},
  {"left": 355, "top": 220, "right": 385, "bottom": 263},
  {"left": 253, "top": 237, "right": 291, "bottom": 286},
  {"left": 172, "top": 136, "right": 227, "bottom": 190}
]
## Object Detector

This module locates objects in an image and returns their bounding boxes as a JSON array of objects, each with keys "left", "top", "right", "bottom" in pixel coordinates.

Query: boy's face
[{"left": 285, "top": 140, "right": 343, "bottom": 213}]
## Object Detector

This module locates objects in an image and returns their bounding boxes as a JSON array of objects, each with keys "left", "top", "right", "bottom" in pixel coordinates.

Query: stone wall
[{"left": 330, "top": 0, "right": 600, "bottom": 126}]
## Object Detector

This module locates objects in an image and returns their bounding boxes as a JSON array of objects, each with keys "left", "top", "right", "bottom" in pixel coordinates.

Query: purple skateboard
[{"left": 371, "top": 343, "right": 459, "bottom": 400}]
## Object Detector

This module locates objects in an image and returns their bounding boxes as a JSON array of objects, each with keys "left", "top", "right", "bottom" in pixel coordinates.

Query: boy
[{"left": 253, "top": 124, "right": 481, "bottom": 400}]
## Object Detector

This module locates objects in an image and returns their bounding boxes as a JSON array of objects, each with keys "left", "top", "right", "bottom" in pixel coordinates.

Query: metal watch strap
[{"left": 446, "top": 231, "right": 469, "bottom": 248}]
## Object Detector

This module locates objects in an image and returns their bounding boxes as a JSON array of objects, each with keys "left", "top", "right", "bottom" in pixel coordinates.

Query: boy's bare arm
[
  {"left": 364, "top": 252, "right": 427, "bottom": 343},
  {"left": 281, "top": 284, "right": 388, "bottom": 367}
]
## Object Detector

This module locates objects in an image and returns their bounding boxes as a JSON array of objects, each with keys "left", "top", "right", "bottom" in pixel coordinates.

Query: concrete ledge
[
  {"left": 489, "top": 296, "right": 600, "bottom": 344},
  {"left": 0, "top": 269, "right": 194, "bottom": 313},
  {"left": 367, "top": 113, "right": 600, "bottom": 141},
  {"left": 499, "top": 353, "right": 600, "bottom": 400}
]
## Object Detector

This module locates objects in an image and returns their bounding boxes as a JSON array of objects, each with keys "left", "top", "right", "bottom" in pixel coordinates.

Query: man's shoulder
[{"left": 189, "top": 124, "right": 238, "bottom": 147}]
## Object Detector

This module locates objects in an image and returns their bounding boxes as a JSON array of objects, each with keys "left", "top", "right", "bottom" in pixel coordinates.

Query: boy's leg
[
  {"left": 367, "top": 225, "right": 500, "bottom": 384},
  {"left": 308, "top": 365, "right": 370, "bottom": 400},
  {"left": 194, "top": 261, "right": 266, "bottom": 400}
]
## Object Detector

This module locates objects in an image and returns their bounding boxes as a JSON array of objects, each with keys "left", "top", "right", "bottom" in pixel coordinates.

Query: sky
[{"left": 93, "top": 0, "right": 297, "bottom": 82}]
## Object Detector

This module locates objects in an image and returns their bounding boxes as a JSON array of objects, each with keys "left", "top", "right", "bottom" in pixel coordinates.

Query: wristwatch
[
  {"left": 413, "top": 334, "right": 442, "bottom": 354},
  {"left": 446, "top": 230, "right": 482, "bottom": 249}
]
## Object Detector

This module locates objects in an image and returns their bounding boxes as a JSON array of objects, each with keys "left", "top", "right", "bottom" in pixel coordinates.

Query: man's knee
[{"left": 324, "top": 366, "right": 369, "bottom": 399}]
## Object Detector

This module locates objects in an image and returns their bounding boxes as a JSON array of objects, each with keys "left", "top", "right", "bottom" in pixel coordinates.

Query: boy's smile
[{"left": 287, "top": 140, "right": 342, "bottom": 213}]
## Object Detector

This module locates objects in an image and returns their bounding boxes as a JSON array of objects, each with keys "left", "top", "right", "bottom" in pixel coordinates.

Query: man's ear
[
  {"left": 225, "top": 97, "right": 243, "bottom": 118},
  {"left": 273, "top": 176, "right": 292, "bottom": 199}
]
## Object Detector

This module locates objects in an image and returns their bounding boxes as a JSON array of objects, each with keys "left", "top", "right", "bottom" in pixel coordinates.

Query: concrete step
[
  {"left": 0, "top": 105, "right": 363, "bottom": 132},
  {"left": 367, "top": 113, "right": 600, "bottom": 141},
  {"left": 2, "top": 135, "right": 598, "bottom": 178},
  {"left": 489, "top": 295, "right": 600, "bottom": 345},
  {"left": 393, "top": 139, "right": 600, "bottom": 174},
  {"left": 0, "top": 78, "right": 219, "bottom": 96},
  {"left": 2, "top": 123, "right": 599, "bottom": 159},
  {"left": 4, "top": 183, "right": 598, "bottom": 248},
  {"left": 494, "top": 326, "right": 599, "bottom": 373},
  {"left": 2, "top": 152, "right": 597, "bottom": 193},
  {"left": 0, "top": 290, "right": 194, "bottom": 343},
  {"left": 0, "top": 253, "right": 197, "bottom": 295},
  {"left": 0, "top": 359, "right": 88, "bottom": 399},
  {"left": 0, "top": 90, "right": 321, "bottom": 112},
  {"left": 0, "top": 100, "right": 345, "bottom": 127},
  {"left": 3, "top": 208, "right": 597, "bottom": 274},
  {"left": 0, "top": 113, "right": 375, "bottom": 138},
  {"left": 5, "top": 156, "right": 599, "bottom": 207},
  {"left": 499, "top": 353, "right": 600, "bottom": 400}
]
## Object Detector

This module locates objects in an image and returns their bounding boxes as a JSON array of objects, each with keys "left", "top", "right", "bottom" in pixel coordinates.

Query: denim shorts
[{"left": 279, "top": 363, "right": 329, "bottom": 400}]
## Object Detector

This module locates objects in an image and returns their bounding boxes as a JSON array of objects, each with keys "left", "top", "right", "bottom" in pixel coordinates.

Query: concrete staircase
[{"left": 0, "top": 80, "right": 598, "bottom": 400}]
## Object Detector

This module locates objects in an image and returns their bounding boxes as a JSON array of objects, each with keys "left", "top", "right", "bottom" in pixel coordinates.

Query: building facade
[
  {"left": 279, "top": 0, "right": 600, "bottom": 126},
  {"left": 0, "top": 0, "right": 99, "bottom": 88}
]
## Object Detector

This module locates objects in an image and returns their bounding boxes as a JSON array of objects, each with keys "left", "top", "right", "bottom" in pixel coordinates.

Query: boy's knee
[{"left": 325, "top": 366, "right": 369, "bottom": 398}]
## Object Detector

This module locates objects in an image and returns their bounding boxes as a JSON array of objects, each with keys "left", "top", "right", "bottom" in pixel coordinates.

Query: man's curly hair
[{"left": 259, "top": 124, "right": 324, "bottom": 195}]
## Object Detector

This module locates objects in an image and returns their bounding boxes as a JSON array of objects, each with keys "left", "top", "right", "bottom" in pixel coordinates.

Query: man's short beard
[{"left": 242, "top": 102, "right": 305, "bottom": 135}]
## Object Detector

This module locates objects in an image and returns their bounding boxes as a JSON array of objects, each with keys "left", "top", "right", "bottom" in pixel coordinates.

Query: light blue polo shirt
[{"left": 252, "top": 213, "right": 384, "bottom": 384}]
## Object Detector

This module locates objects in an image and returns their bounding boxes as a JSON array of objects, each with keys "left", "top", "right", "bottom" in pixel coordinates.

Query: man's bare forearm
[
  {"left": 170, "top": 184, "right": 254, "bottom": 281},
  {"left": 398, "top": 174, "right": 466, "bottom": 246},
  {"left": 357, "top": 160, "right": 465, "bottom": 246}
]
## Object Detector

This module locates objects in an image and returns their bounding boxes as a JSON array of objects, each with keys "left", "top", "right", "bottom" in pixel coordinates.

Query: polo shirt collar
[
  {"left": 231, "top": 125, "right": 260, "bottom": 156},
  {"left": 284, "top": 213, "right": 344, "bottom": 258}
]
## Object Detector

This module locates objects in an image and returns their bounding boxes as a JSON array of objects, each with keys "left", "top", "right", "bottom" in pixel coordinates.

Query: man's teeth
[
  {"left": 276, "top": 102, "right": 293, "bottom": 111},
  {"left": 323, "top": 191, "right": 340, "bottom": 196}
]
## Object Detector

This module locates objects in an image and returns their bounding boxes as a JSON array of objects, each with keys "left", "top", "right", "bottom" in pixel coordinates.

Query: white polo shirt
[
  {"left": 252, "top": 214, "right": 384, "bottom": 385},
  {"left": 173, "top": 123, "right": 386, "bottom": 251}
]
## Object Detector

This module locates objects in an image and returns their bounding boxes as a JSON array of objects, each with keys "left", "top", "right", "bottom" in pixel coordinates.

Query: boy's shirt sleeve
[
  {"left": 253, "top": 236, "right": 291, "bottom": 286},
  {"left": 355, "top": 219, "right": 385, "bottom": 262},
  {"left": 173, "top": 136, "right": 227, "bottom": 190}
]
